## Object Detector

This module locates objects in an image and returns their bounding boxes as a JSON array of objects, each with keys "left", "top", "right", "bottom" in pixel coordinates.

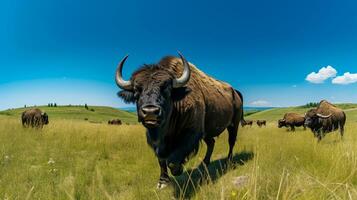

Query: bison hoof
[{"left": 157, "top": 181, "right": 169, "bottom": 190}]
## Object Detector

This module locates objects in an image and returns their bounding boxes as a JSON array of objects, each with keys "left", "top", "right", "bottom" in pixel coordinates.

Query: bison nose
[{"left": 141, "top": 105, "right": 161, "bottom": 117}]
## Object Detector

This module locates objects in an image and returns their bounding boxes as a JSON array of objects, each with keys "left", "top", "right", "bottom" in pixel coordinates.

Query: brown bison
[
  {"left": 22, "top": 108, "right": 49, "bottom": 128},
  {"left": 256, "top": 120, "right": 266, "bottom": 127},
  {"left": 108, "top": 119, "right": 122, "bottom": 125},
  {"left": 304, "top": 100, "right": 346, "bottom": 141},
  {"left": 241, "top": 119, "right": 253, "bottom": 127},
  {"left": 278, "top": 113, "right": 306, "bottom": 131},
  {"left": 115, "top": 53, "right": 244, "bottom": 189}
]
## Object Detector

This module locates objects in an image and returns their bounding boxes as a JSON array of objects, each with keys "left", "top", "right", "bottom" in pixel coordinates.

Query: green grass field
[{"left": 0, "top": 105, "right": 356, "bottom": 199}]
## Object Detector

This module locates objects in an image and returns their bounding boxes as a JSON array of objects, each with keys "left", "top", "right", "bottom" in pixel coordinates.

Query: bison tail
[
  {"left": 234, "top": 89, "right": 244, "bottom": 104},
  {"left": 234, "top": 89, "right": 245, "bottom": 123}
]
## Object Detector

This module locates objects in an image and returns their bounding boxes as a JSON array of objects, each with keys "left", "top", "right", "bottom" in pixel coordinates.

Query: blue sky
[{"left": 1, "top": 0, "right": 357, "bottom": 110}]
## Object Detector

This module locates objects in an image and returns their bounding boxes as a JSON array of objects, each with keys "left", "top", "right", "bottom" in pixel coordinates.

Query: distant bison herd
[
  {"left": 108, "top": 119, "right": 122, "bottom": 125},
  {"left": 21, "top": 109, "right": 124, "bottom": 128},
  {"left": 14, "top": 53, "right": 350, "bottom": 190},
  {"left": 241, "top": 119, "right": 266, "bottom": 127},
  {"left": 239, "top": 100, "right": 346, "bottom": 142}
]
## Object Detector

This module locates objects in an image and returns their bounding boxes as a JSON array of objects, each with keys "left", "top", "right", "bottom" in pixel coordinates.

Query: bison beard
[{"left": 115, "top": 53, "right": 243, "bottom": 189}]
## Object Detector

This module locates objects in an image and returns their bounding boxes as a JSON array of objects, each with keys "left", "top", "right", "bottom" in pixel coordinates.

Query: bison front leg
[
  {"left": 167, "top": 132, "right": 203, "bottom": 176},
  {"left": 316, "top": 129, "right": 324, "bottom": 141},
  {"left": 157, "top": 159, "right": 170, "bottom": 189}
]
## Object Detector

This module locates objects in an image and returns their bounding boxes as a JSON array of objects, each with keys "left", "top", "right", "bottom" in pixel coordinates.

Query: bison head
[
  {"left": 42, "top": 112, "right": 49, "bottom": 125},
  {"left": 278, "top": 119, "right": 286, "bottom": 128},
  {"left": 304, "top": 109, "right": 331, "bottom": 130},
  {"left": 115, "top": 53, "right": 191, "bottom": 132}
]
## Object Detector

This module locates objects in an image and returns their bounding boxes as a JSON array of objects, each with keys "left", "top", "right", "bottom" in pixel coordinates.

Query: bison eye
[
  {"left": 134, "top": 86, "right": 143, "bottom": 93},
  {"left": 135, "top": 86, "right": 143, "bottom": 92},
  {"left": 161, "top": 86, "right": 171, "bottom": 96}
]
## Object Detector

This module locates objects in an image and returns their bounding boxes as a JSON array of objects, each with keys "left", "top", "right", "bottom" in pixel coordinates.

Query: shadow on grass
[{"left": 172, "top": 150, "right": 254, "bottom": 199}]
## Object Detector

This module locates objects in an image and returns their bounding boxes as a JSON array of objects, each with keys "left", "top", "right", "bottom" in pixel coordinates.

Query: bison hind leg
[
  {"left": 227, "top": 124, "right": 238, "bottom": 162},
  {"left": 202, "top": 137, "right": 215, "bottom": 166},
  {"left": 340, "top": 124, "right": 344, "bottom": 139}
]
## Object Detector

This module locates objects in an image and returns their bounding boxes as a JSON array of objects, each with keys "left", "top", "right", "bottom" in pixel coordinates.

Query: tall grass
[{"left": 0, "top": 116, "right": 356, "bottom": 199}]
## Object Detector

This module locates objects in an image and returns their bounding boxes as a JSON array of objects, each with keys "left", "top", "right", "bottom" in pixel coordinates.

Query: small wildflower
[
  {"left": 232, "top": 175, "right": 249, "bottom": 188},
  {"left": 3, "top": 155, "right": 10, "bottom": 164},
  {"left": 49, "top": 168, "right": 59, "bottom": 174},
  {"left": 48, "top": 158, "right": 55, "bottom": 165},
  {"left": 231, "top": 190, "right": 237, "bottom": 197}
]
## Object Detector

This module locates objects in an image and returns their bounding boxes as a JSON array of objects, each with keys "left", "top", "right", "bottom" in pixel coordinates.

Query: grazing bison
[
  {"left": 256, "top": 120, "right": 266, "bottom": 127},
  {"left": 278, "top": 113, "right": 306, "bottom": 131},
  {"left": 115, "top": 53, "right": 244, "bottom": 189},
  {"left": 241, "top": 119, "right": 253, "bottom": 127},
  {"left": 304, "top": 100, "right": 346, "bottom": 141},
  {"left": 22, "top": 108, "right": 49, "bottom": 128},
  {"left": 108, "top": 119, "right": 122, "bottom": 125}
]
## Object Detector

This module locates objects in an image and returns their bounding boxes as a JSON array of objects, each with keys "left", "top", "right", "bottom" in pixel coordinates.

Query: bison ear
[
  {"left": 172, "top": 87, "right": 191, "bottom": 101},
  {"left": 117, "top": 90, "right": 136, "bottom": 104}
]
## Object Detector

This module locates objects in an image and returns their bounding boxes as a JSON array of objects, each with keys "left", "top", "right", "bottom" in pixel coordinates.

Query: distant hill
[
  {"left": 2, "top": 103, "right": 357, "bottom": 124},
  {"left": 119, "top": 107, "right": 137, "bottom": 113},
  {"left": 0, "top": 105, "right": 138, "bottom": 124}
]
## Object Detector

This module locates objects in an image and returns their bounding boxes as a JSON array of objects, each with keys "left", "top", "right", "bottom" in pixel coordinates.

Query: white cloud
[
  {"left": 250, "top": 100, "right": 271, "bottom": 107},
  {"left": 332, "top": 72, "right": 357, "bottom": 85},
  {"left": 305, "top": 65, "right": 337, "bottom": 84}
]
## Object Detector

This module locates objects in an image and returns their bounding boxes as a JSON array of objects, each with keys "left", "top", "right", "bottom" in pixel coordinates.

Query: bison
[
  {"left": 256, "top": 120, "right": 266, "bottom": 127},
  {"left": 278, "top": 113, "right": 306, "bottom": 131},
  {"left": 115, "top": 53, "right": 244, "bottom": 189},
  {"left": 241, "top": 119, "right": 253, "bottom": 127},
  {"left": 304, "top": 100, "right": 346, "bottom": 141},
  {"left": 22, "top": 108, "right": 49, "bottom": 128},
  {"left": 108, "top": 119, "right": 122, "bottom": 125}
]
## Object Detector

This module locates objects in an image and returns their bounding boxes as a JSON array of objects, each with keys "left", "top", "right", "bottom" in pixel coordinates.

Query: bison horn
[
  {"left": 173, "top": 52, "right": 191, "bottom": 88},
  {"left": 316, "top": 113, "right": 332, "bottom": 119},
  {"left": 115, "top": 55, "right": 133, "bottom": 90}
]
